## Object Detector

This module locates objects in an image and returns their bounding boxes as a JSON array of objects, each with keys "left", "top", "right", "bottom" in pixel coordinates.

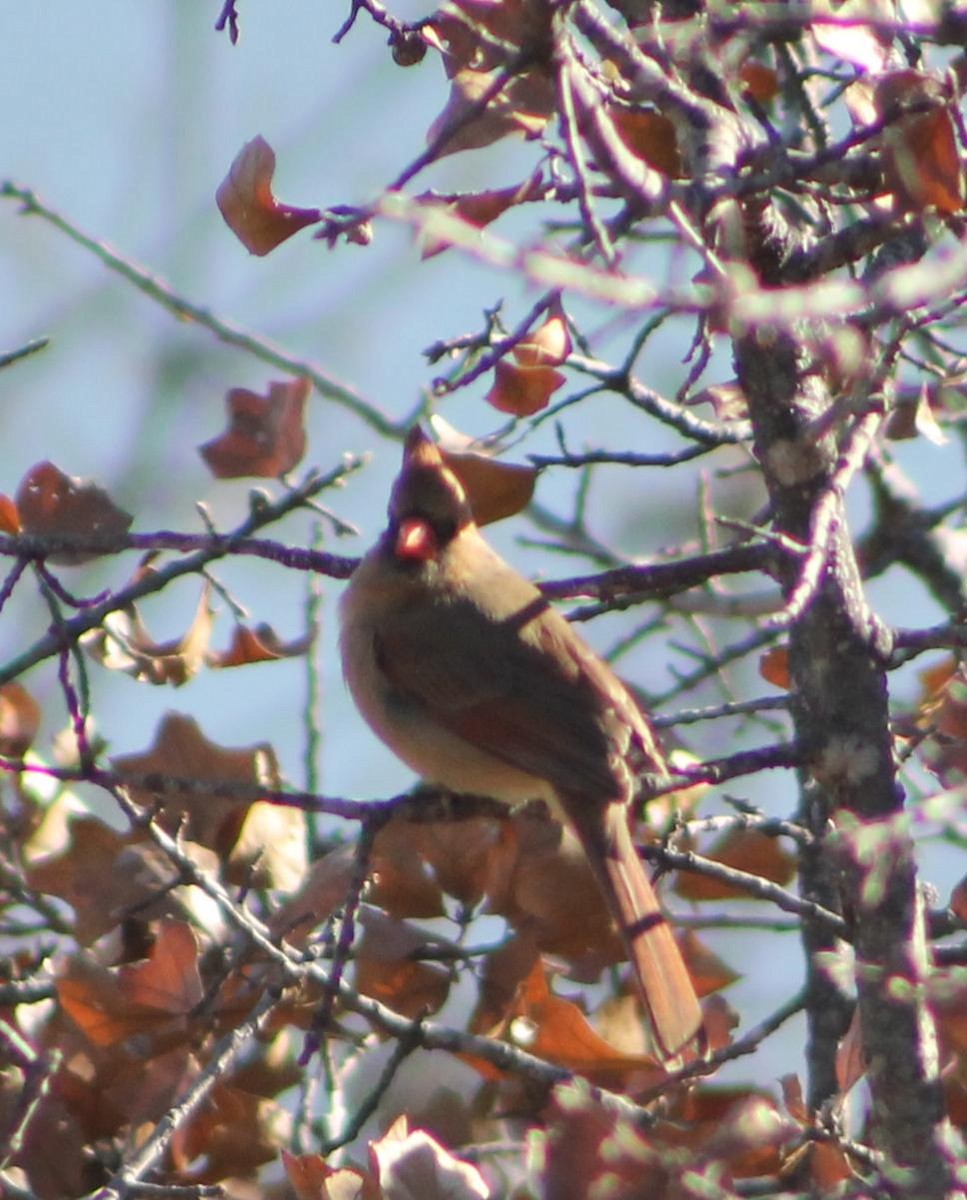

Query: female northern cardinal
[{"left": 340, "top": 427, "right": 701, "bottom": 1059}]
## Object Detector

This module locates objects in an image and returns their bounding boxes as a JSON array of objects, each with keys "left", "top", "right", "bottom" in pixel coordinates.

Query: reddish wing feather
[{"left": 373, "top": 597, "right": 623, "bottom": 800}]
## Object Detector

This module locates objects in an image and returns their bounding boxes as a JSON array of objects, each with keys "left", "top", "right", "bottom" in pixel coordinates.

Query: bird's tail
[{"left": 570, "top": 802, "right": 702, "bottom": 1061}]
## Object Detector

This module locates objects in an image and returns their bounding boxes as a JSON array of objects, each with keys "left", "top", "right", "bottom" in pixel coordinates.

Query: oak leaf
[
  {"left": 111, "top": 711, "right": 282, "bottom": 864},
  {"left": 681, "top": 1088, "right": 797, "bottom": 1178},
  {"left": 270, "top": 842, "right": 359, "bottom": 947},
  {"left": 484, "top": 959, "right": 665, "bottom": 1087},
  {"left": 118, "top": 918, "right": 204, "bottom": 1015},
  {"left": 485, "top": 813, "right": 625, "bottom": 977},
  {"left": 539, "top": 1080, "right": 664, "bottom": 1200},
  {"left": 367, "top": 817, "right": 448, "bottom": 919},
  {"left": 57, "top": 922, "right": 202, "bottom": 1049},
  {"left": 355, "top": 907, "right": 452, "bottom": 1019},
  {"left": 169, "top": 1082, "right": 281, "bottom": 1182},
  {"left": 27, "top": 815, "right": 214, "bottom": 945}
]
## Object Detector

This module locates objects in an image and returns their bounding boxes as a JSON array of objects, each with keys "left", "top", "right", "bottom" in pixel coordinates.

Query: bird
[{"left": 339, "top": 426, "right": 702, "bottom": 1059}]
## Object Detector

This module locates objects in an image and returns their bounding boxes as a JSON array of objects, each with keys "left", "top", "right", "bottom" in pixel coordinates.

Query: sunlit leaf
[{"left": 216, "top": 136, "right": 322, "bottom": 255}]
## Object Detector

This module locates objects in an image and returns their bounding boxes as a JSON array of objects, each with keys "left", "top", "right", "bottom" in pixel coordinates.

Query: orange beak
[{"left": 395, "top": 516, "right": 437, "bottom": 562}]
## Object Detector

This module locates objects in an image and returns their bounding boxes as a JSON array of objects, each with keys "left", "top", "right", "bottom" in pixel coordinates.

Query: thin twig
[
  {"left": 95, "top": 988, "right": 280, "bottom": 1200},
  {"left": 0, "top": 183, "right": 400, "bottom": 436},
  {"left": 0, "top": 460, "right": 363, "bottom": 687}
]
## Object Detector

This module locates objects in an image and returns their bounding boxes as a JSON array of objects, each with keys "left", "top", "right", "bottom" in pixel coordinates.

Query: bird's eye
[{"left": 434, "top": 517, "right": 457, "bottom": 544}]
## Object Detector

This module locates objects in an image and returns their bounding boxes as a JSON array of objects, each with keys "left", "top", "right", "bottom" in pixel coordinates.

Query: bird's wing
[{"left": 373, "top": 591, "right": 643, "bottom": 800}]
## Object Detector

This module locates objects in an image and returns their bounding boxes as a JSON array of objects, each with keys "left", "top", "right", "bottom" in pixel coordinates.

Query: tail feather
[{"left": 569, "top": 802, "right": 701, "bottom": 1060}]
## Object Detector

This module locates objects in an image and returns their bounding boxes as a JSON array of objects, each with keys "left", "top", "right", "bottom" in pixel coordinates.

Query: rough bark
[{"left": 734, "top": 322, "right": 961, "bottom": 1195}]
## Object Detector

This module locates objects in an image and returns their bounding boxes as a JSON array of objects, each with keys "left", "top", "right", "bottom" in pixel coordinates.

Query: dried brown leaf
[
  {"left": 209, "top": 622, "right": 313, "bottom": 668},
  {"left": 16, "top": 461, "right": 133, "bottom": 564},
  {"left": 674, "top": 828, "right": 796, "bottom": 902},
  {"left": 355, "top": 908, "right": 452, "bottom": 1019},
  {"left": 27, "top": 815, "right": 213, "bottom": 944},
  {"left": 610, "top": 107, "right": 682, "bottom": 177},
  {"left": 83, "top": 584, "right": 214, "bottom": 686},
  {"left": 759, "top": 645, "right": 791, "bottom": 689},
  {"left": 200, "top": 377, "right": 309, "bottom": 478},
  {"left": 485, "top": 359, "right": 565, "bottom": 417},
  {"left": 427, "top": 67, "right": 554, "bottom": 157},
  {"left": 419, "top": 173, "right": 544, "bottom": 258},
  {"left": 216, "top": 135, "right": 322, "bottom": 255},
  {"left": 0, "top": 492, "right": 21, "bottom": 533},
  {"left": 876, "top": 71, "right": 965, "bottom": 214},
  {"left": 485, "top": 959, "right": 665, "bottom": 1086},
  {"left": 0, "top": 682, "right": 41, "bottom": 755},
  {"left": 513, "top": 308, "right": 572, "bottom": 368},
  {"left": 434, "top": 435, "right": 538, "bottom": 527},
  {"left": 111, "top": 711, "right": 281, "bottom": 862}
]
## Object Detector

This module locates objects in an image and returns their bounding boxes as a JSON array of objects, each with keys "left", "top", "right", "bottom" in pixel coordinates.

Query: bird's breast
[{"left": 339, "top": 567, "right": 551, "bottom": 806}]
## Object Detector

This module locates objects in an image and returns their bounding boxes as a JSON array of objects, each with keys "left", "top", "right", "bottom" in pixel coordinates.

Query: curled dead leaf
[
  {"left": 26, "top": 815, "right": 217, "bottom": 945},
  {"left": 428, "top": 416, "right": 538, "bottom": 526},
  {"left": 216, "top": 135, "right": 322, "bottom": 255},
  {"left": 355, "top": 907, "right": 452, "bottom": 1019},
  {"left": 885, "top": 384, "right": 949, "bottom": 445},
  {"left": 419, "top": 172, "right": 544, "bottom": 258},
  {"left": 482, "top": 960, "right": 665, "bottom": 1087},
  {"left": 685, "top": 380, "right": 749, "bottom": 422},
  {"left": 209, "top": 622, "right": 313, "bottom": 668},
  {"left": 200, "top": 377, "right": 309, "bottom": 479},
  {"left": 427, "top": 67, "right": 555, "bottom": 157},
  {"left": 84, "top": 585, "right": 214, "bottom": 687},
  {"left": 111, "top": 712, "right": 284, "bottom": 868}
]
